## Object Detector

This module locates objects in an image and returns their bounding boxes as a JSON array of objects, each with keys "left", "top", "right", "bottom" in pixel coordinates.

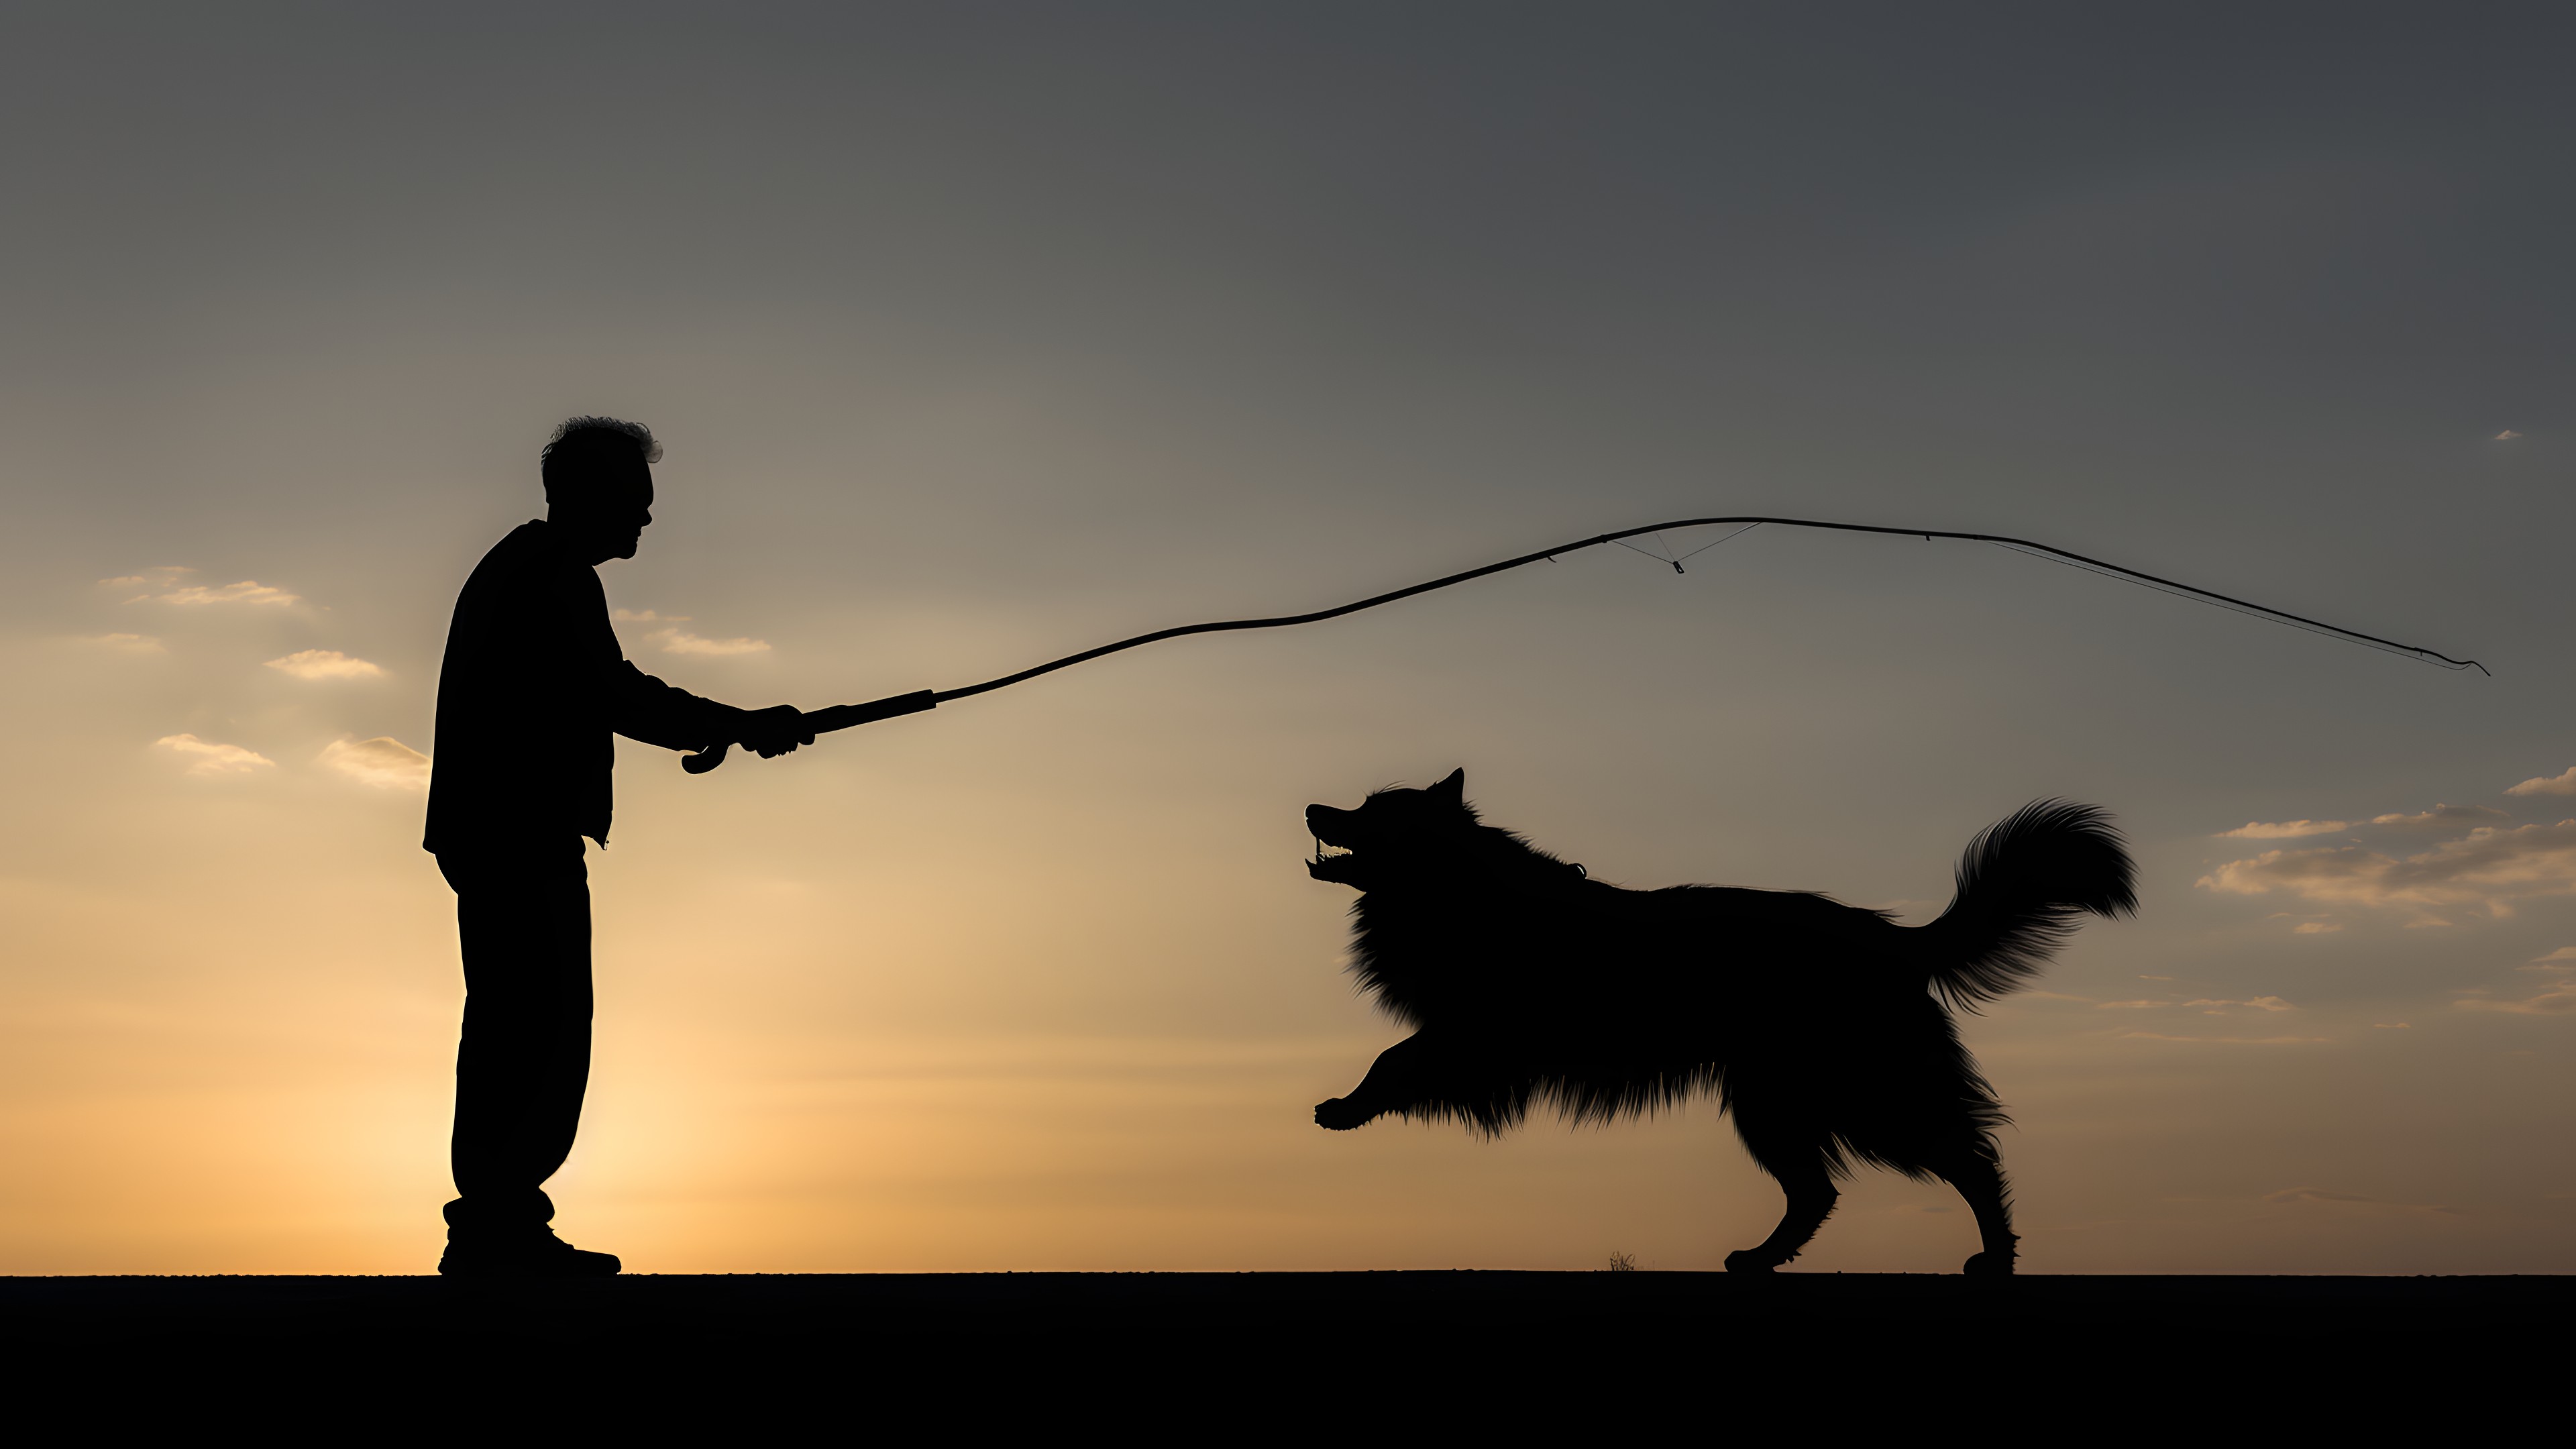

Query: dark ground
[{"left": 8, "top": 1272, "right": 2561, "bottom": 1429}]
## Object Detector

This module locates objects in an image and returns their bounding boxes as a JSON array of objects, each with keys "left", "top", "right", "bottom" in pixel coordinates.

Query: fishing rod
[{"left": 680, "top": 515, "right": 2487, "bottom": 774}]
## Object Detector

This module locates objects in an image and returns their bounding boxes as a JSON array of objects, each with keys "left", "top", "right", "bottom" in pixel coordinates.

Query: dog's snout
[{"left": 1306, "top": 804, "right": 1351, "bottom": 841}]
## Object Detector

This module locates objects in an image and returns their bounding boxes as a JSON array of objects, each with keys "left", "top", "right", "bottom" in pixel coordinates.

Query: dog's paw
[
  {"left": 1313, "top": 1097, "right": 1368, "bottom": 1131},
  {"left": 1723, "top": 1250, "right": 1780, "bottom": 1274},
  {"left": 1962, "top": 1249, "right": 2017, "bottom": 1277}
]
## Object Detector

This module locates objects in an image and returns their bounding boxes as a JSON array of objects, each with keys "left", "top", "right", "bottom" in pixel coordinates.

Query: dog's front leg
[{"left": 1316, "top": 1032, "right": 1436, "bottom": 1130}]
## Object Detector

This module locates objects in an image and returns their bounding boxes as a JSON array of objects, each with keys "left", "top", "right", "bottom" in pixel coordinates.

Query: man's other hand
[{"left": 738, "top": 704, "right": 816, "bottom": 759}]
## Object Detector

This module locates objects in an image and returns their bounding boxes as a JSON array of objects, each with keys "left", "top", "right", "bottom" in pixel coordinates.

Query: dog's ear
[{"left": 1432, "top": 768, "right": 1466, "bottom": 805}]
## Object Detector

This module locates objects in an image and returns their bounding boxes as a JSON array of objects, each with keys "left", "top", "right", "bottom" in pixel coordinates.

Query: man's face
[{"left": 553, "top": 458, "right": 655, "bottom": 565}]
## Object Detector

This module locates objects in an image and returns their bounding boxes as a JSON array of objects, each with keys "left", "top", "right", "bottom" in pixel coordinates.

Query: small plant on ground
[{"left": 1606, "top": 1251, "right": 1638, "bottom": 1271}]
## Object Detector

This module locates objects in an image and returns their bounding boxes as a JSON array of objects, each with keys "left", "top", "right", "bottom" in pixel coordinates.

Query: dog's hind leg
[
  {"left": 1931, "top": 1144, "right": 2018, "bottom": 1277},
  {"left": 1725, "top": 1132, "right": 1838, "bottom": 1273}
]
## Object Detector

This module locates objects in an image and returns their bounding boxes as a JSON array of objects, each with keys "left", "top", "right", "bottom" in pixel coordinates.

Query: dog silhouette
[{"left": 1306, "top": 770, "right": 2134, "bottom": 1275}]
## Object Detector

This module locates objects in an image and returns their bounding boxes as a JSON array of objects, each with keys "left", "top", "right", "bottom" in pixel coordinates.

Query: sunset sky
[{"left": 5, "top": 5, "right": 2573, "bottom": 1274}]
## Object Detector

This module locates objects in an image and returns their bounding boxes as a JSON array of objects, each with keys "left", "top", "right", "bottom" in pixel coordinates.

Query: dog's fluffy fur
[{"left": 1305, "top": 770, "right": 2135, "bottom": 1275}]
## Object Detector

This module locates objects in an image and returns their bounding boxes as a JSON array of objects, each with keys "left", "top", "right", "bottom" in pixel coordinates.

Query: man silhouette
[{"left": 423, "top": 416, "right": 812, "bottom": 1276}]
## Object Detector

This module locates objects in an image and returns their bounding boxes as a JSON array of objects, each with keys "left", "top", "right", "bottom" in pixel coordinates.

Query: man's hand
[{"left": 737, "top": 704, "right": 816, "bottom": 759}]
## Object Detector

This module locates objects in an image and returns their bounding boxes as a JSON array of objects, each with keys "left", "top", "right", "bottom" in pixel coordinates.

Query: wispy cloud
[
  {"left": 155, "top": 733, "right": 274, "bottom": 776},
  {"left": 100, "top": 566, "right": 191, "bottom": 590},
  {"left": 2371, "top": 804, "right": 2511, "bottom": 831},
  {"left": 2263, "top": 1187, "right": 2459, "bottom": 1215},
  {"left": 2457, "top": 983, "right": 2576, "bottom": 1014},
  {"left": 2200, "top": 820, "right": 2576, "bottom": 921},
  {"left": 2493, "top": 429, "right": 2522, "bottom": 441},
  {"left": 2101, "top": 995, "right": 2294, "bottom": 1016},
  {"left": 319, "top": 737, "right": 429, "bottom": 791},
  {"left": 2119, "top": 1032, "right": 2329, "bottom": 1044},
  {"left": 264, "top": 649, "right": 385, "bottom": 681},
  {"left": 77, "top": 632, "right": 166, "bottom": 654},
  {"left": 2451, "top": 947, "right": 2576, "bottom": 1014},
  {"left": 611, "top": 608, "right": 690, "bottom": 623},
  {"left": 2292, "top": 921, "right": 2341, "bottom": 934},
  {"left": 2507, "top": 767, "right": 2576, "bottom": 798},
  {"left": 2185, "top": 996, "right": 2295, "bottom": 1012},
  {"left": 2216, "top": 820, "right": 2349, "bottom": 840},
  {"left": 651, "top": 627, "right": 770, "bottom": 656},
  {"left": 163, "top": 580, "right": 299, "bottom": 606},
  {"left": 107, "top": 566, "right": 301, "bottom": 607}
]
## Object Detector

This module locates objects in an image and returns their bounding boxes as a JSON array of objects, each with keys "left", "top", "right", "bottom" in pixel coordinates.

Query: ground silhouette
[
  {"left": 3, "top": 1272, "right": 2554, "bottom": 1428},
  {"left": 1307, "top": 770, "right": 2135, "bottom": 1274},
  {"left": 423, "top": 417, "right": 813, "bottom": 1277}
]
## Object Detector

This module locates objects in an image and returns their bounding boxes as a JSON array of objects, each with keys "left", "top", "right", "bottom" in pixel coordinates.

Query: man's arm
[{"left": 600, "top": 660, "right": 814, "bottom": 758}]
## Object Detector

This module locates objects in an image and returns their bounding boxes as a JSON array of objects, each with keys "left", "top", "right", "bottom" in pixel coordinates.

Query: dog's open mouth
[{"left": 1309, "top": 837, "right": 1357, "bottom": 880}]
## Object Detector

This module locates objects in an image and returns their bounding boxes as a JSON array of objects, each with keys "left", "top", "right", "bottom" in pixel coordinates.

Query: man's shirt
[{"left": 425, "top": 520, "right": 736, "bottom": 855}]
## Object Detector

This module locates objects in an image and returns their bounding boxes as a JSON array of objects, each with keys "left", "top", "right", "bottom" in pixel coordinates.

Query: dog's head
[{"left": 1305, "top": 768, "right": 1474, "bottom": 890}]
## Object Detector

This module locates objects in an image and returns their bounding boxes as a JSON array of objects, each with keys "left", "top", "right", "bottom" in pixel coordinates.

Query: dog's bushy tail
[{"left": 1917, "top": 800, "right": 2135, "bottom": 1009}]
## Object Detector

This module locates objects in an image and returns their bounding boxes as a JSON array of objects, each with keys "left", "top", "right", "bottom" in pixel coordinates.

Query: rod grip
[
  {"left": 680, "top": 689, "right": 937, "bottom": 773},
  {"left": 805, "top": 689, "right": 938, "bottom": 733}
]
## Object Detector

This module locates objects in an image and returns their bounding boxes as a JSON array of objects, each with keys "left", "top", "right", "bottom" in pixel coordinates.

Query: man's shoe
[{"left": 437, "top": 1228, "right": 621, "bottom": 1278}]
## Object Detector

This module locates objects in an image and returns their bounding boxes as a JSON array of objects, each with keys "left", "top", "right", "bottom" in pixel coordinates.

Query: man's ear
[{"left": 1432, "top": 768, "right": 1466, "bottom": 805}]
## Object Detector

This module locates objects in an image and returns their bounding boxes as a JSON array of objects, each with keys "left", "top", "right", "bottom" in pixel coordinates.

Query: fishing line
[
  {"left": 1618, "top": 522, "right": 1766, "bottom": 573},
  {"left": 682, "top": 514, "right": 2485, "bottom": 773},
  {"left": 1981, "top": 542, "right": 2474, "bottom": 670}
]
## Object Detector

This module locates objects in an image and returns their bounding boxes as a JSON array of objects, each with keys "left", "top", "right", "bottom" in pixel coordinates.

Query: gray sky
[{"left": 3, "top": 4, "right": 2572, "bottom": 1272}]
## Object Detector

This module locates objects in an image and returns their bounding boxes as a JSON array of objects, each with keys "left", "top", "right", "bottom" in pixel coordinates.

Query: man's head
[{"left": 543, "top": 415, "right": 660, "bottom": 564}]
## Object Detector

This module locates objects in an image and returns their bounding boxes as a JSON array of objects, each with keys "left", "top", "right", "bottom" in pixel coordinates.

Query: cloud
[
  {"left": 650, "top": 627, "right": 770, "bottom": 656},
  {"left": 2494, "top": 429, "right": 2522, "bottom": 441},
  {"left": 78, "top": 633, "right": 165, "bottom": 654},
  {"left": 264, "top": 649, "right": 385, "bottom": 680},
  {"left": 2184, "top": 996, "right": 2296, "bottom": 1012},
  {"left": 2371, "top": 804, "right": 2511, "bottom": 831},
  {"left": 2292, "top": 921, "right": 2341, "bottom": 934},
  {"left": 319, "top": 737, "right": 430, "bottom": 791},
  {"left": 2216, "top": 819, "right": 2349, "bottom": 840},
  {"left": 2263, "top": 1187, "right": 2459, "bottom": 1215},
  {"left": 161, "top": 580, "right": 299, "bottom": 606},
  {"left": 101, "top": 566, "right": 191, "bottom": 590},
  {"left": 2199, "top": 820, "right": 2576, "bottom": 920},
  {"left": 611, "top": 608, "right": 690, "bottom": 623},
  {"left": 2263, "top": 1187, "right": 2371, "bottom": 1205},
  {"left": 106, "top": 566, "right": 301, "bottom": 606},
  {"left": 155, "top": 733, "right": 274, "bottom": 776},
  {"left": 2218, "top": 807, "right": 2506, "bottom": 840},
  {"left": 2456, "top": 977, "right": 2576, "bottom": 1014},
  {"left": 2448, "top": 948, "right": 2576, "bottom": 1014},
  {"left": 2102, "top": 995, "right": 2294, "bottom": 1014},
  {"left": 2118, "top": 1032, "right": 2329, "bottom": 1044},
  {"left": 2452, "top": 974, "right": 2576, "bottom": 1010},
  {"left": 2507, "top": 767, "right": 2576, "bottom": 798}
]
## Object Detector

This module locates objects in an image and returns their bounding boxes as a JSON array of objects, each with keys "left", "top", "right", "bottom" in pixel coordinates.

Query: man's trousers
[{"left": 437, "top": 842, "right": 592, "bottom": 1237}]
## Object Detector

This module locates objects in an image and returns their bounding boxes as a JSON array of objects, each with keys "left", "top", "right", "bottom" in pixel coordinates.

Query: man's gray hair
[{"left": 543, "top": 415, "right": 663, "bottom": 464}]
